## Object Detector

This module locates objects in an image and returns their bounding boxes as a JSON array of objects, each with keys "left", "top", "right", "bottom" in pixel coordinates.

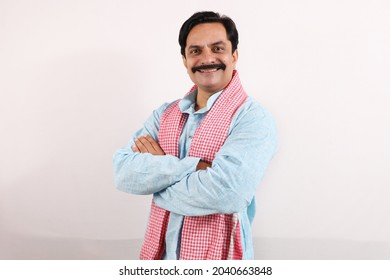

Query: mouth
[{"left": 191, "top": 63, "right": 226, "bottom": 73}]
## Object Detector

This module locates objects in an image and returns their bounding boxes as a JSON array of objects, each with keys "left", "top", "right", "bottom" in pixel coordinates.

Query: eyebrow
[
  {"left": 188, "top": 41, "right": 227, "bottom": 49},
  {"left": 210, "top": 41, "right": 226, "bottom": 46}
]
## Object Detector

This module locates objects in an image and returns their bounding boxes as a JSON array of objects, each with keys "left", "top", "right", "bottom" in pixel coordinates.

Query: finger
[
  {"left": 135, "top": 137, "right": 149, "bottom": 153},
  {"left": 144, "top": 135, "right": 166, "bottom": 155},
  {"left": 137, "top": 136, "right": 153, "bottom": 151},
  {"left": 144, "top": 135, "right": 162, "bottom": 152},
  {"left": 131, "top": 144, "right": 140, "bottom": 153}
]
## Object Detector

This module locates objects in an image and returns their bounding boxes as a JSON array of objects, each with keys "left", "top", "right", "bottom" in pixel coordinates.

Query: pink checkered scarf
[{"left": 140, "top": 70, "right": 247, "bottom": 260}]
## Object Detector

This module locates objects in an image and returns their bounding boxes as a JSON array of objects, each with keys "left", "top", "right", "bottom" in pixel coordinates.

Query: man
[{"left": 113, "top": 11, "right": 277, "bottom": 260}]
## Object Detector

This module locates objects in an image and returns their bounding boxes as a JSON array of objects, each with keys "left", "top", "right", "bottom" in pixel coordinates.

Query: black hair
[{"left": 178, "top": 11, "right": 239, "bottom": 57}]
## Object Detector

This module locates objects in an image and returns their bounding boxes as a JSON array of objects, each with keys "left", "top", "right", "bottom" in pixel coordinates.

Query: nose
[{"left": 200, "top": 48, "right": 216, "bottom": 64}]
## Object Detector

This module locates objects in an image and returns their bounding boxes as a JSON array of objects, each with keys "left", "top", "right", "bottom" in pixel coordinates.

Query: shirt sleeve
[
  {"left": 153, "top": 100, "right": 278, "bottom": 216},
  {"left": 113, "top": 102, "right": 201, "bottom": 195}
]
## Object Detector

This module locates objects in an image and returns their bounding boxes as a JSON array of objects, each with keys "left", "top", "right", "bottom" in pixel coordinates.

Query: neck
[
  {"left": 196, "top": 87, "right": 224, "bottom": 111},
  {"left": 195, "top": 90, "right": 211, "bottom": 111},
  {"left": 193, "top": 71, "right": 238, "bottom": 110}
]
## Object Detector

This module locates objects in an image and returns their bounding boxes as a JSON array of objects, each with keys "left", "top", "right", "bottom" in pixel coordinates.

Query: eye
[
  {"left": 213, "top": 46, "right": 224, "bottom": 52},
  {"left": 189, "top": 48, "right": 200, "bottom": 55}
]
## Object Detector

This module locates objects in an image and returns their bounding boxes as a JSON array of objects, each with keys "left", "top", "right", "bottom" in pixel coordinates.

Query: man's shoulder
[
  {"left": 153, "top": 99, "right": 181, "bottom": 115},
  {"left": 237, "top": 96, "right": 274, "bottom": 121}
]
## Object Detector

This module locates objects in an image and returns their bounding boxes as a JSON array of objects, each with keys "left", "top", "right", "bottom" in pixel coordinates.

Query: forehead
[{"left": 186, "top": 22, "right": 229, "bottom": 46}]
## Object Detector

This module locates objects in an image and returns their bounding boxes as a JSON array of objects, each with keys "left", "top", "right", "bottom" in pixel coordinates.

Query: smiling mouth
[
  {"left": 199, "top": 68, "right": 219, "bottom": 73},
  {"left": 191, "top": 63, "right": 226, "bottom": 73}
]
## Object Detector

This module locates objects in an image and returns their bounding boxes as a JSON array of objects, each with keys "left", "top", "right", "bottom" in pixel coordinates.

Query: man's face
[{"left": 182, "top": 22, "right": 238, "bottom": 95}]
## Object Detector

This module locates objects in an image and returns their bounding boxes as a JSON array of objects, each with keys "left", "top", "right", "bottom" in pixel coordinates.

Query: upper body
[
  {"left": 113, "top": 88, "right": 277, "bottom": 258},
  {"left": 113, "top": 11, "right": 277, "bottom": 259}
]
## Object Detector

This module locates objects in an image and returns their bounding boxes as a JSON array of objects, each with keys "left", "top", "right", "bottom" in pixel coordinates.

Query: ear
[
  {"left": 232, "top": 49, "right": 239, "bottom": 68},
  {"left": 182, "top": 55, "right": 187, "bottom": 68}
]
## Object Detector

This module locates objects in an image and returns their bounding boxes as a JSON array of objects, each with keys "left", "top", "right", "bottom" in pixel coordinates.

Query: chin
[{"left": 199, "top": 84, "right": 224, "bottom": 94}]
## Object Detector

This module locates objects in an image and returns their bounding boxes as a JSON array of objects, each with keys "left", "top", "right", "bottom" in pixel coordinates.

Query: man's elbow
[
  {"left": 214, "top": 194, "right": 249, "bottom": 214},
  {"left": 114, "top": 173, "right": 149, "bottom": 195}
]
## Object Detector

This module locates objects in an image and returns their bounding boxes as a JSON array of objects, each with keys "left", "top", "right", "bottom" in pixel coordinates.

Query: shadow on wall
[
  {"left": 1, "top": 232, "right": 389, "bottom": 260},
  {"left": 0, "top": 231, "right": 142, "bottom": 260},
  {"left": 253, "top": 238, "right": 390, "bottom": 260}
]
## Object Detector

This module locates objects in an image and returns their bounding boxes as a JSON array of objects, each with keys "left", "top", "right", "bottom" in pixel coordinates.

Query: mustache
[{"left": 191, "top": 63, "right": 226, "bottom": 73}]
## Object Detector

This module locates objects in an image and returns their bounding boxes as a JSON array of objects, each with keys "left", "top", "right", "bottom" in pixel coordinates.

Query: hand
[
  {"left": 132, "top": 135, "right": 166, "bottom": 156},
  {"left": 196, "top": 160, "right": 211, "bottom": 171}
]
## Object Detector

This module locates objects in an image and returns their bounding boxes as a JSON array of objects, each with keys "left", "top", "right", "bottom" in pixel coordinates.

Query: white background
[{"left": 0, "top": 0, "right": 389, "bottom": 259}]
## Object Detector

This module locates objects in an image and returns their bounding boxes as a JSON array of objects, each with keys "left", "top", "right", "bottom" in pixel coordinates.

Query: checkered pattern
[
  {"left": 180, "top": 213, "right": 242, "bottom": 260},
  {"left": 139, "top": 201, "right": 170, "bottom": 260},
  {"left": 140, "top": 70, "right": 247, "bottom": 260}
]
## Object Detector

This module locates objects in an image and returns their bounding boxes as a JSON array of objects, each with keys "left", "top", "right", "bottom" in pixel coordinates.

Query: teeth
[{"left": 199, "top": 68, "right": 218, "bottom": 73}]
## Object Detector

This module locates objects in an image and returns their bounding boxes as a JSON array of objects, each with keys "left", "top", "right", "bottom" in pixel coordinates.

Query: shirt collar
[{"left": 179, "top": 89, "right": 223, "bottom": 114}]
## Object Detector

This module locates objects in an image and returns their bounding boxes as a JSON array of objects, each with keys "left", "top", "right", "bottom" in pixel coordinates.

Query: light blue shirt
[{"left": 113, "top": 90, "right": 277, "bottom": 259}]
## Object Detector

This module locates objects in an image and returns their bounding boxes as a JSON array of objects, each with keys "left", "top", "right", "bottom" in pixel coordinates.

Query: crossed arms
[
  {"left": 132, "top": 134, "right": 211, "bottom": 171},
  {"left": 113, "top": 100, "right": 277, "bottom": 216}
]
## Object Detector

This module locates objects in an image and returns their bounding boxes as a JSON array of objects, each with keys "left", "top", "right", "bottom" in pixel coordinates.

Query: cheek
[
  {"left": 185, "top": 59, "right": 195, "bottom": 69},
  {"left": 219, "top": 55, "right": 233, "bottom": 65},
  {"left": 227, "top": 58, "right": 237, "bottom": 69}
]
